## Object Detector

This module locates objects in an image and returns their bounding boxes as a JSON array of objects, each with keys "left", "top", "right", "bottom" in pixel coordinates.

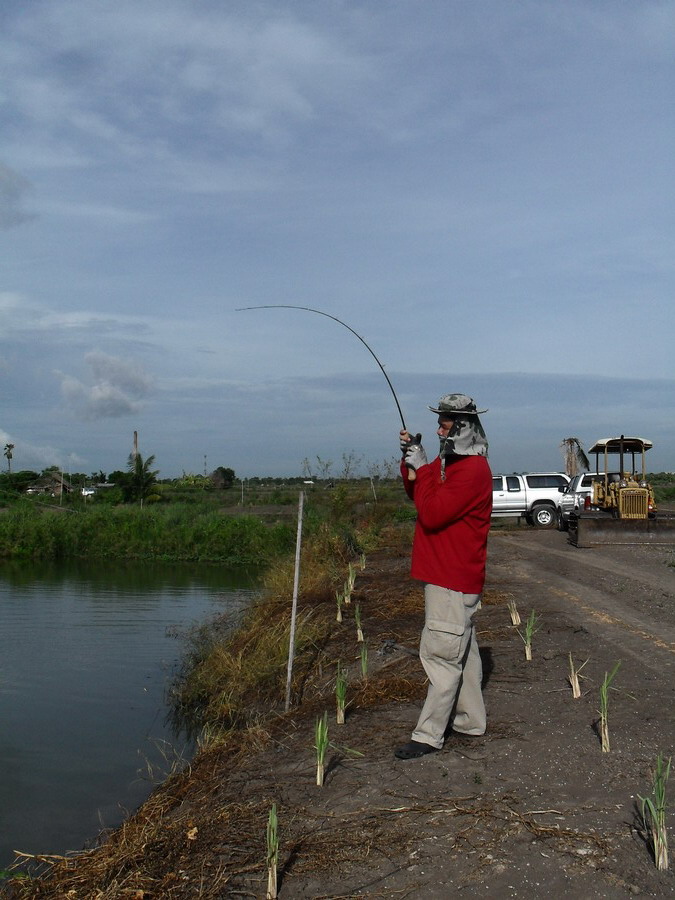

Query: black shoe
[{"left": 394, "top": 740, "right": 438, "bottom": 760}]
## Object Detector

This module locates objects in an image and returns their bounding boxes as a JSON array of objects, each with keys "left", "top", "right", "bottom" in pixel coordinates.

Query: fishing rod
[{"left": 236, "top": 304, "right": 409, "bottom": 432}]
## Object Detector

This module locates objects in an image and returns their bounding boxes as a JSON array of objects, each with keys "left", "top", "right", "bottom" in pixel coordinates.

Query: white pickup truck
[{"left": 492, "top": 472, "right": 570, "bottom": 528}]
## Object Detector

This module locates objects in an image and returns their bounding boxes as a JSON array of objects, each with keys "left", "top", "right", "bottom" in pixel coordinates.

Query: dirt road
[
  {"left": 256, "top": 530, "right": 675, "bottom": 898},
  {"left": 487, "top": 529, "right": 675, "bottom": 676},
  {"left": 296, "top": 529, "right": 675, "bottom": 898}
]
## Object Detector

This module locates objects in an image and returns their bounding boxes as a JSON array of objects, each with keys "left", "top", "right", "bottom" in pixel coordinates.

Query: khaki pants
[{"left": 411, "top": 584, "right": 486, "bottom": 749}]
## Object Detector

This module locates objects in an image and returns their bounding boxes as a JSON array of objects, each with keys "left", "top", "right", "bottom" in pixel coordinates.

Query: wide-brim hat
[{"left": 428, "top": 393, "right": 488, "bottom": 416}]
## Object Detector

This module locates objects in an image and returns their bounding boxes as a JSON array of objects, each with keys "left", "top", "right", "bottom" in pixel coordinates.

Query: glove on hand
[
  {"left": 400, "top": 430, "right": 422, "bottom": 456},
  {"left": 404, "top": 441, "right": 428, "bottom": 472}
]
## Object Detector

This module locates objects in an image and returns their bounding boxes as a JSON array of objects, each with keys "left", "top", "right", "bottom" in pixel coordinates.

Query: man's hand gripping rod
[{"left": 401, "top": 431, "right": 423, "bottom": 482}]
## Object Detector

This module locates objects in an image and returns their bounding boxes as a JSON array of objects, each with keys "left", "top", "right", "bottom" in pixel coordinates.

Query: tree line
[{"left": 0, "top": 454, "right": 236, "bottom": 504}]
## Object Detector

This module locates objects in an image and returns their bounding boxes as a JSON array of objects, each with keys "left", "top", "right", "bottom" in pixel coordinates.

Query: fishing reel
[{"left": 400, "top": 432, "right": 422, "bottom": 455}]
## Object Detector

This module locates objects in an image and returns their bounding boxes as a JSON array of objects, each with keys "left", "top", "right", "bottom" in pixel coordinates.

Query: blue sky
[{"left": 1, "top": 0, "right": 673, "bottom": 478}]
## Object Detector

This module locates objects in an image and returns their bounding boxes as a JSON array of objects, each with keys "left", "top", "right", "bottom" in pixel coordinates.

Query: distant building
[{"left": 28, "top": 472, "right": 74, "bottom": 496}]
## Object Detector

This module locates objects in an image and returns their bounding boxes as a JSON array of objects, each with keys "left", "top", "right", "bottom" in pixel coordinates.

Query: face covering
[
  {"left": 440, "top": 416, "right": 489, "bottom": 457},
  {"left": 439, "top": 415, "right": 489, "bottom": 480}
]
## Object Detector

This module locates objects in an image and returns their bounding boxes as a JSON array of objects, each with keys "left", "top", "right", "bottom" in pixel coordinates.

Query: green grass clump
[
  {"left": 266, "top": 804, "right": 279, "bottom": 898},
  {"left": 335, "top": 662, "right": 347, "bottom": 725},
  {"left": 639, "top": 753, "right": 671, "bottom": 871},
  {"left": 314, "top": 711, "right": 329, "bottom": 786},
  {"left": 0, "top": 504, "right": 294, "bottom": 564},
  {"left": 598, "top": 661, "right": 621, "bottom": 752},
  {"left": 517, "top": 609, "right": 540, "bottom": 660}
]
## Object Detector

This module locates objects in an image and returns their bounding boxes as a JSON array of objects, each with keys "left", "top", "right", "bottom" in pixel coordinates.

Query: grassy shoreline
[
  {"left": 0, "top": 504, "right": 296, "bottom": 565},
  {"left": 168, "top": 516, "right": 378, "bottom": 739}
]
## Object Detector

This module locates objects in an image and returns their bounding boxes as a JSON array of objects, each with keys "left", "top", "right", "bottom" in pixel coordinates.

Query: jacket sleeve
[
  {"left": 412, "top": 459, "right": 489, "bottom": 530},
  {"left": 400, "top": 460, "right": 416, "bottom": 500}
]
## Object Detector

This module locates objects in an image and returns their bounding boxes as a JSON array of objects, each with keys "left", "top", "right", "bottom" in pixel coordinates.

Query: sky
[{"left": 1, "top": 0, "right": 674, "bottom": 479}]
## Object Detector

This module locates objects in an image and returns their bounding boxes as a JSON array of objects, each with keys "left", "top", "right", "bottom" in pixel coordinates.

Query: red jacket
[{"left": 401, "top": 454, "right": 492, "bottom": 594}]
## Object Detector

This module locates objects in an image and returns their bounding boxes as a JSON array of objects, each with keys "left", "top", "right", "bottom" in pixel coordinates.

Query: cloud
[
  {"left": 58, "top": 351, "right": 154, "bottom": 420},
  {"left": 38, "top": 198, "right": 156, "bottom": 224},
  {"left": 85, "top": 351, "right": 154, "bottom": 397},
  {"left": 0, "top": 428, "right": 63, "bottom": 471},
  {"left": 0, "top": 294, "right": 155, "bottom": 347},
  {"left": 0, "top": 163, "right": 35, "bottom": 228},
  {"left": 1, "top": 2, "right": 366, "bottom": 164}
]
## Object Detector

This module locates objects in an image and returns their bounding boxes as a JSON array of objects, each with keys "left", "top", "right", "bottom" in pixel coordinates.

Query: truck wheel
[
  {"left": 556, "top": 508, "right": 568, "bottom": 532},
  {"left": 531, "top": 504, "right": 555, "bottom": 528}
]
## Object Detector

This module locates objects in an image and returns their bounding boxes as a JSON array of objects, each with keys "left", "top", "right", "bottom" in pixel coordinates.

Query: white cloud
[
  {"left": 0, "top": 294, "right": 155, "bottom": 345},
  {"left": 37, "top": 199, "right": 156, "bottom": 224},
  {"left": 0, "top": 1, "right": 369, "bottom": 172},
  {"left": 59, "top": 375, "right": 142, "bottom": 420},
  {"left": 85, "top": 351, "right": 154, "bottom": 398},
  {"left": 57, "top": 352, "right": 154, "bottom": 421}
]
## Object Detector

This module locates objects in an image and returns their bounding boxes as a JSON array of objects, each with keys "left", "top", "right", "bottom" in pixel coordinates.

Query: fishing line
[{"left": 236, "top": 304, "right": 408, "bottom": 431}]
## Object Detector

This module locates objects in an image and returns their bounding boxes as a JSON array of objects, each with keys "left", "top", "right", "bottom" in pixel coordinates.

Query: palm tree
[
  {"left": 125, "top": 451, "right": 159, "bottom": 505},
  {"left": 4, "top": 443, "right": 14, "bottom": 475},
  {"left": 560, "top": 438, "right": 590, "bottom": 478}
]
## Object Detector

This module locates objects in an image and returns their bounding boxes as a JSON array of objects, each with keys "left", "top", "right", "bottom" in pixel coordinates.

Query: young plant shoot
[
  {"left": 335, "top": 662, "right": 347, "bottom": 725},
  {"left": 336, "top": 589, "right": 343, "bottom": 624},
  {"left": 314, "top": 711, "right": 329, "bottom": 786},
  {"left": 360, "top": 641, "right": 368, "bottom": 680},
  {"left": 354, "top": 602, "right": 364, "bottom": 643},
  {"left": 639, "top": 753, "right": 671, "bottom": 871},
  {"left": 518, "top": 609, "right": 540, "bottom": 660},
  {"left": 506, "top": 597, "right": 521, "bottom": 627},
  {"left": 598, "top": 661, "right": 621, "bottom": 752},
  {"left": 568, "top": 652, "right": 589, "bottom": 699},
  {"left": 266, "top": 803, "right": 279, "bottom": 900},
  {"left": 347, "top": 561, "right": 356, "bottom": 592}
]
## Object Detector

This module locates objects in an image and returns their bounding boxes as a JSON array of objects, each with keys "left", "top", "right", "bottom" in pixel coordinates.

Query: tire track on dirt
[{"left": 490, "top": 533, "right": 675, "bottom": 666}]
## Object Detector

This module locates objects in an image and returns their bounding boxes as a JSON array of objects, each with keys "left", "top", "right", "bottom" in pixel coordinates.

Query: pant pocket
[
  {"left": 422, "top": 618, "right": 465, "bottom": 664},
  {"left": 426, "top": 618, "right": 464, "bottom": 636}
]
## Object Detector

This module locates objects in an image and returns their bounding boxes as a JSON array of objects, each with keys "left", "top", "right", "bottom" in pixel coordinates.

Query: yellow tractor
[{"left": 568, "top": 436, "right": 675, "bottom": 547}]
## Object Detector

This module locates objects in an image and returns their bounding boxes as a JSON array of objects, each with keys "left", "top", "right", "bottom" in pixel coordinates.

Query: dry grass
[
  {"left": 482, "top": 589, "right": 511, "bottom": 607},
  {"left": 171, "top": 526, "right": 363, "bottom": 733},
  {"left": 363, "top": 585, "right": 421, "bottom": 621},
  {"left": 19, "top": 790, "right": 607, "bottom": 900},
  {"left": 351, "top": 671, "right": 425, "bottom": 707}
]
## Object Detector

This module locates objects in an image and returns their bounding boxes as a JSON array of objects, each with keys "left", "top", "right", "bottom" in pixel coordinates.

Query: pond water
[{"left": 0, "top": 559, "right": 256, "bottom": 872}]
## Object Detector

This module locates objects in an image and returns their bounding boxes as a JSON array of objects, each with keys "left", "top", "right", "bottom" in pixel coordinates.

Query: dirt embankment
[{"left": 7, "top": 528, "right": 675, "bottom": 898}]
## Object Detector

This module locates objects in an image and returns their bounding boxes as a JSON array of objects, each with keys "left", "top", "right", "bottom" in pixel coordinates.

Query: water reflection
[
  {"left": 0, "top": 559, "right": 255, "bottom": 872},
  {"left": 1, "top": 557, "right": 257, "bottom": 591}
]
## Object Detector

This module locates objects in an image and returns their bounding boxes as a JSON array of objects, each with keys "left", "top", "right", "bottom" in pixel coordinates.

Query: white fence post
[{"left": 284, "top": 490, "right": 304, "bottom": 712}]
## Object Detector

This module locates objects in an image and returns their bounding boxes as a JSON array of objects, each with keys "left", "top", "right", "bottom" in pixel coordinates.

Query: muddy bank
[{"left": 5, "top": 528, "right": 675, "bottom": 898}]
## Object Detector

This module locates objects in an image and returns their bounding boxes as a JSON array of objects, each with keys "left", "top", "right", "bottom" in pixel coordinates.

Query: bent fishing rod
[
  {"left": 236, "top": 304, "right": 420, "bottom": 477},
  {"left": 236, "top": 304, "right": 408, "bottom": 429}
]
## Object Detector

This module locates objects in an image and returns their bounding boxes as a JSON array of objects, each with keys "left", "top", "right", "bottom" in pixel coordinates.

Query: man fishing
[{"left": 395, "top": 393, "right": 492, "bottom": 760}]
